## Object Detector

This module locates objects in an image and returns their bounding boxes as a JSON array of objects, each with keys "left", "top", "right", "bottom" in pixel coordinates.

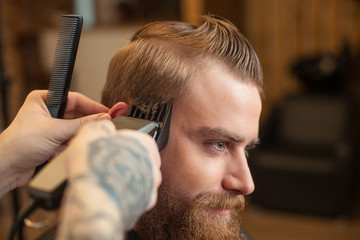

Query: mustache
[{"left": 192, "top": 192, "right": 245, "bottom": 211}]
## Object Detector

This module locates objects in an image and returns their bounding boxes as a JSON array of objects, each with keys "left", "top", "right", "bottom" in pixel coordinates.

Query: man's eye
[{"left": 212, "top": 142, "right": 226, "bottom": 151}]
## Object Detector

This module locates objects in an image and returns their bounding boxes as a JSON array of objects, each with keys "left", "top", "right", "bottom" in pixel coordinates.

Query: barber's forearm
[
  {"left": 56, "top": 178, "right": 125, "bottom": 240},
  {"left": 57, "top": 134, "right": 155, "bottom": 239}
]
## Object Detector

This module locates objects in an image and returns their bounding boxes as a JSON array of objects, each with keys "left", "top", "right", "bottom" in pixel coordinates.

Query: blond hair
[{"left": 102, "top": 15, "right": 263, "bottom": 107}]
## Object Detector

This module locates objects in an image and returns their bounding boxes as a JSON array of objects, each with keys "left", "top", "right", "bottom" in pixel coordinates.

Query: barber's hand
[
  {"left": 58, "top": 120, "right": 161, "bottom": 238},
  {"left": 0, "top": 90, "right": 110, "bottom": 194}
]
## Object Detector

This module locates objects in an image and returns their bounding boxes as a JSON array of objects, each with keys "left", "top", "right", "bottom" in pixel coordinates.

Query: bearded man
[{"left": 102, "top": 14, "right": 263, "bottom": 240}]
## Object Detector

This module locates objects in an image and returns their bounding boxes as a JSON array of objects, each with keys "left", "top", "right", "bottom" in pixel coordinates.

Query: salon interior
[{"left": 0, "top": 0, "right": 360, "bottom": 239}]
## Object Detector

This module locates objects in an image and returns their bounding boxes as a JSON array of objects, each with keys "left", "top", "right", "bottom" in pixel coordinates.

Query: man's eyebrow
[
  {"left": 193, "top": 127, "right": 246, "bottom": 142},
  {"left": 193, "top": 127, "right": 261, "bottom": 145}
]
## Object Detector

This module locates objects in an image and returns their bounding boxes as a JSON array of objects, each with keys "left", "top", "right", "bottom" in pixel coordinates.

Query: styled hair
[{"left": 101, "top": 15, "right": 263, "bottom": 107}]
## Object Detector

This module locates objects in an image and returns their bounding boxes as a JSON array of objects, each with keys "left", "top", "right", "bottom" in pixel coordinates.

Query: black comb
[
  {"left": 35, "top": 15, "right": 82, "bottom": 175},
  {"left": 45, "top": 14, "right": 83, "bottom": 118}
]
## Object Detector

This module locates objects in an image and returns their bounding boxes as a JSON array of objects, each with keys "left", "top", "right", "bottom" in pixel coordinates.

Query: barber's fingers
[
  {"left": 72, "top": 119, "right": 116, "bottom": 141},
  {"left": 70, "top": 112, "right": 112, "bottom": 130},
  {"left": 63, "top": 92, "right": 109, "bottom": 119},
  {"left": 51, "top": 113, "right": 112, "bottom": 144},
  {"left": 25, "top": 90, "right": 109, "bottom": 119}
]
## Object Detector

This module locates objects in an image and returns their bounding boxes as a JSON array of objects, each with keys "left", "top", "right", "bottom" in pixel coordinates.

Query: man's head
[
  {"left": 102, "top": 15, "right": 263, "bottom": 240},
  {"left": 102, "top": 15, "right": 262, "bottom": 107}
]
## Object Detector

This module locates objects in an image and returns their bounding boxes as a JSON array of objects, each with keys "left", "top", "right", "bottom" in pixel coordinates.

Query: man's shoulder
[{"left": 242, "top": 229, "right": 253, "bottom": 240}]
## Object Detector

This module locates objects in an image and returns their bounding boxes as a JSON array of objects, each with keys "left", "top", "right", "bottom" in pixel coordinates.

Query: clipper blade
[{"left": 111, "top": 99, "right": 173, "bottom": 151}]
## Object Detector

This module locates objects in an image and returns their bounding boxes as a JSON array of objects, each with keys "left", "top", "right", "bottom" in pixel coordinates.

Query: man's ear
[{"left": 108, "top": 102, "right": 130, "bottom": 118}]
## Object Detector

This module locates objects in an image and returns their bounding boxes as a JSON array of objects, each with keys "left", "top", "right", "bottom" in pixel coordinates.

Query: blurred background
[{"left": 0, "top": 0, "right": 360, "bottom": 239}]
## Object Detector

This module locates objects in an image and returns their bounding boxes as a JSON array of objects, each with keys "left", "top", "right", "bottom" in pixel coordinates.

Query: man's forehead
[{"left": 171, "top": 65, "right": 262, "bottom": 143}]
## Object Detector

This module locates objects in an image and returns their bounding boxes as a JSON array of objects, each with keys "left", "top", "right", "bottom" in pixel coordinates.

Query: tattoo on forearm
[{"left": 58, "top": 135, "right": 154, "bottom": 240}]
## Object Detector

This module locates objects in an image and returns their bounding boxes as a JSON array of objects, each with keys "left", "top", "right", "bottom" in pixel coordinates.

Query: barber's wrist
[
  {"left": 0, "top": 128, "right": 36, "bottom": 196},
  {"left": 0, "top": 165, "right": 17, "bottom": 198},
  {"left": 0, "top": 134, "right": 18, "bottom": 197},
  {"left": 58, "top": 178, "right": 124, "bottom": 240}
]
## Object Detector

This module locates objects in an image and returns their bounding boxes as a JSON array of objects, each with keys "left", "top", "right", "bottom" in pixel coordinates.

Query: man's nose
[{"left": 221, "top": 151, "right": 255, "bottom": 195}]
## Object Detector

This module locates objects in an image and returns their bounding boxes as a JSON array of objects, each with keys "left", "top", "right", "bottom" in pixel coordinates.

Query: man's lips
[{"left": 213, "top": 209, "right": 231, "bottom": 216}]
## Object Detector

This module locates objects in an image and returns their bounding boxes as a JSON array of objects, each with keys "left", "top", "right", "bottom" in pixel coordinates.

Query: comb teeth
[
  {"left": 127, "top": 102, "right": 168, "bottom": 122},
  {"left": 45, "top": 15, "right": 82, "bottom": 118}
]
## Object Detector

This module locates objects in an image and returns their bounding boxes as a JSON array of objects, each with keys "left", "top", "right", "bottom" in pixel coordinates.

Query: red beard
[{"left": 135, "top": 181, "right": 246, "bottom": 240}]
